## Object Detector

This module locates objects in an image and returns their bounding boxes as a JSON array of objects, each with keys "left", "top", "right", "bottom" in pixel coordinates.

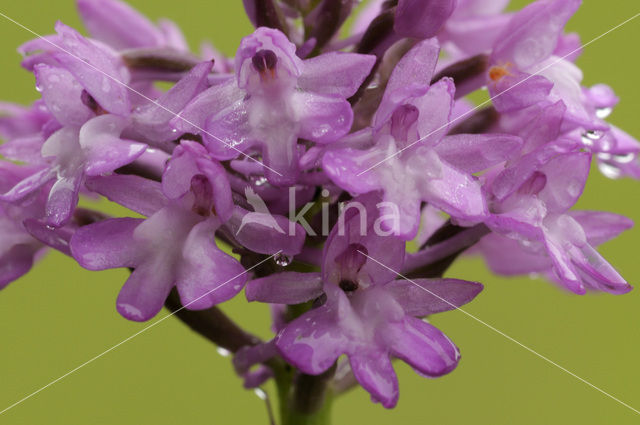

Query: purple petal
[
  {"left": 45, "top": 173, "right": 83, "bottom": 227},
  {"left": 23, "top": 218, "right": 72, "bottom": 255},
  {"left": 412, "top": 78, "right": 455, "bottom": 146},
  {"left": 475, "top": 233, "right": 551, "bottom": 275},
  {"left": 489, "top": 72, "right": 554, "bottom": 113},
  {"left": 435, "top": 133, "right": 523, "bottom": 173},
  {"left": 569, "top": 211, "right": 634, "bottom": 246},
  {"left": 491, "top": 0, "right": 581, "bottom": 69},
  {"left": 227, "top": 205, "right": 306, "bottom": 256},
  {"left": 385, "top": 317, "right": 460, "bottom": 377},
  {"left": 77, "top": 0, "right": 164, "bottom": 50},
  {"left": 375, "top": 38, "right": 440, "bottom": 127},
  {"left": 0, "top": 135, "right": 46, "bottom": 164},
  {"left": 395, "top": 0, "right": 457, "bottom": 39},
  {"left": 298, "top": 52, "right": 376, "bottom": 98},
  {"left": 34, "top": 64, "right": 93, "bottom": 127},
  {"left": 132, "top": 61, "right": 213, "bottom": 143},
  {"left": 80, "top": 115, "right": 147, "bottom": 176},
  {"left": 518, "top": 101, "right": 566, "bottom": 153},
  {"left": 246, "top": 272, "right": 323, "bottom": 304},
  {"left": 386, "top": 278, "right": 483, "bottom": 316},
  {"left": 53, "top": 22, "right": 131, "bottom": 116},
  {"left": 195, "top": 158, "right": 234, "bottom": 222},
  {"left": 85, "top": 175, "right": 166, "bottom": 217},
  {"left": 202, "top": 102, "right": 255, "bottom": 161},
  {"left": 322, "top": 147, "right": 384, "bottom": 195},
  {"left": 70, "top": 217, "right": 144, "bottom": 270},
  {"left": 416, "top": 149, "right": 488, "bottom": 221},
  {"left": 571, "top": 243, "right": 631, "bottom": 295},
  {"left": 275, "top": 289, "right": 352, "bottom": 375},
  {"left": 442, "top": 13, "right": 511, "bottom": 56},
  {"left": 262, "top": 131, "right": 299, "bottom": 186},
  {"left": 348, "top": 350, "right": 398, "bottom": 408},
  {"left": 117, "top": 261, "right": 174, "bottom": 321},
  {"left": 0, "top": 167, "right": 54, "bottom": 203},
  {"left": 176, "top": 220, "right": 247, "bottom": 310},
  {"left": 171, "top": 80, "right": 243, "bottom": 136},
  {"left": 537, "top": 152, "right": 590, "bottom": 212},
  {"left": 0, "top": 244, "right": 38, "bottom": 289},
  {"left": 295, "top": 92, "right": 353, "bottom": 144}
]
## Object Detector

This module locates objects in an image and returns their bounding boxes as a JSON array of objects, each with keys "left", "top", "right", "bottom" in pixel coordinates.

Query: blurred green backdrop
[{"left": 0, "top": 1, "right": 639, "bottom": 424}]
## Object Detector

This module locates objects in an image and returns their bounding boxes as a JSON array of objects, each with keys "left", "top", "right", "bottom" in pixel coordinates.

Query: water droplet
[
  {"left": 252, "top": 176, "right": 268, "bottom": 187},
  {"left": 581, "top": 130, "right": 602, "bottom": 147},
  {"left": 216, "top": 347, "right": 231, "bottom": 357},
  {"left": 45, "top": 225, "right": 55, "bottom": 230},
  {"left": 596, "top": 107, "right": 612, "bottom": 119},
  {"left": 598, "top": 161, "right": 622, "bottom": 179},
  {"left": 171, "top": 128, "right": 178, "bottom": 133},
  {"left": 613, "top": 152, "right": 637, "bottom": 164},
  {"left": 274, "top": 253, "right": 292, "bottom": 267},
  {"left": 254, "top": 388, "right": 267, "bottom": 400},
  {"left": 35, "top": 84, "right": 43, "bottom": 93}
]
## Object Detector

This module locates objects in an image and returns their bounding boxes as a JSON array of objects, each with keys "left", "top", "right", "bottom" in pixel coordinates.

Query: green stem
[{"left": 274, "top": 363, "right": 335, "bottom": 425}]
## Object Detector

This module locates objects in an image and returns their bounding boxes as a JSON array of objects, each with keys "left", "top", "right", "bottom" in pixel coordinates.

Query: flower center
[
  {"left": 488, "top": 64, "right": 511, "bottom": 82},
  {"left": 252, "top": 49, "right": 278, "bottom": 77},
  {"left": 518, "top": 171, "right": 547, "bottom": 196},
  {"left": 190, "top": 174, "right": 215, "bottom": 217},
  {"left": 335, "top": 243, "right": 368, "bottom": 292},
  {"left": 81, "top": 90, "right": 106, "bottom": 115},
  {"left": 338, "top": 279, "right": 359, "bottom": 292}
]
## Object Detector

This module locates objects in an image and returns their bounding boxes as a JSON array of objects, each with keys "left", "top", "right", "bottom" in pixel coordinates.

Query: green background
[{"left": 1, "top": 1, "right": 639, "bottom": 424}]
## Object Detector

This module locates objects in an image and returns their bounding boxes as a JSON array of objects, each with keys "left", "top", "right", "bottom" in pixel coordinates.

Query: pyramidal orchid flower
[
  {"left": 70, "top": 172, "right": 246, "bottom": 321},
  {"left": 1, "top": 22, "right": 146, "bottom": 227},
  {"left": 486, "top": 151, "right": 632, "bottom": 294},
  {"left": 246, "top": 195, "right": 483, "bottom": 407},
  {"left": 323, "top": 39, "right": 520, "bottom": 239},
  {"left": 485, "top": 0, "right": 597, "bottom": 130},
  {"left": 172, "top": 27, "right": 376, "bottom": 186}
]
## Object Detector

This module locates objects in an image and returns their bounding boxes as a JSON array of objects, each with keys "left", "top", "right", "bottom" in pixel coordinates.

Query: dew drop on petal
[
  {"left": 613, "top": 152, "right": 637, "bottom": 164},
  {"left": 598, "top": 161, "right": 622, "bottom": 179},
  {"left": 581, "top": 130, "right": 602, "bottom": 147},
  {"left": 274, "top": 252, "right": 292, "bottom": 267},
  {"left": 252, "top": 176, "right": 268, "bottom": 187},
  {"left": 596, "top": 107, "right": 613, "bottom": 119}
]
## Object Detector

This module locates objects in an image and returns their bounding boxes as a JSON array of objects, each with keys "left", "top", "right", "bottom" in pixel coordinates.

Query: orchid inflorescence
[{"left": 1, "top": 0, "right": 638, "bottom": 421}]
